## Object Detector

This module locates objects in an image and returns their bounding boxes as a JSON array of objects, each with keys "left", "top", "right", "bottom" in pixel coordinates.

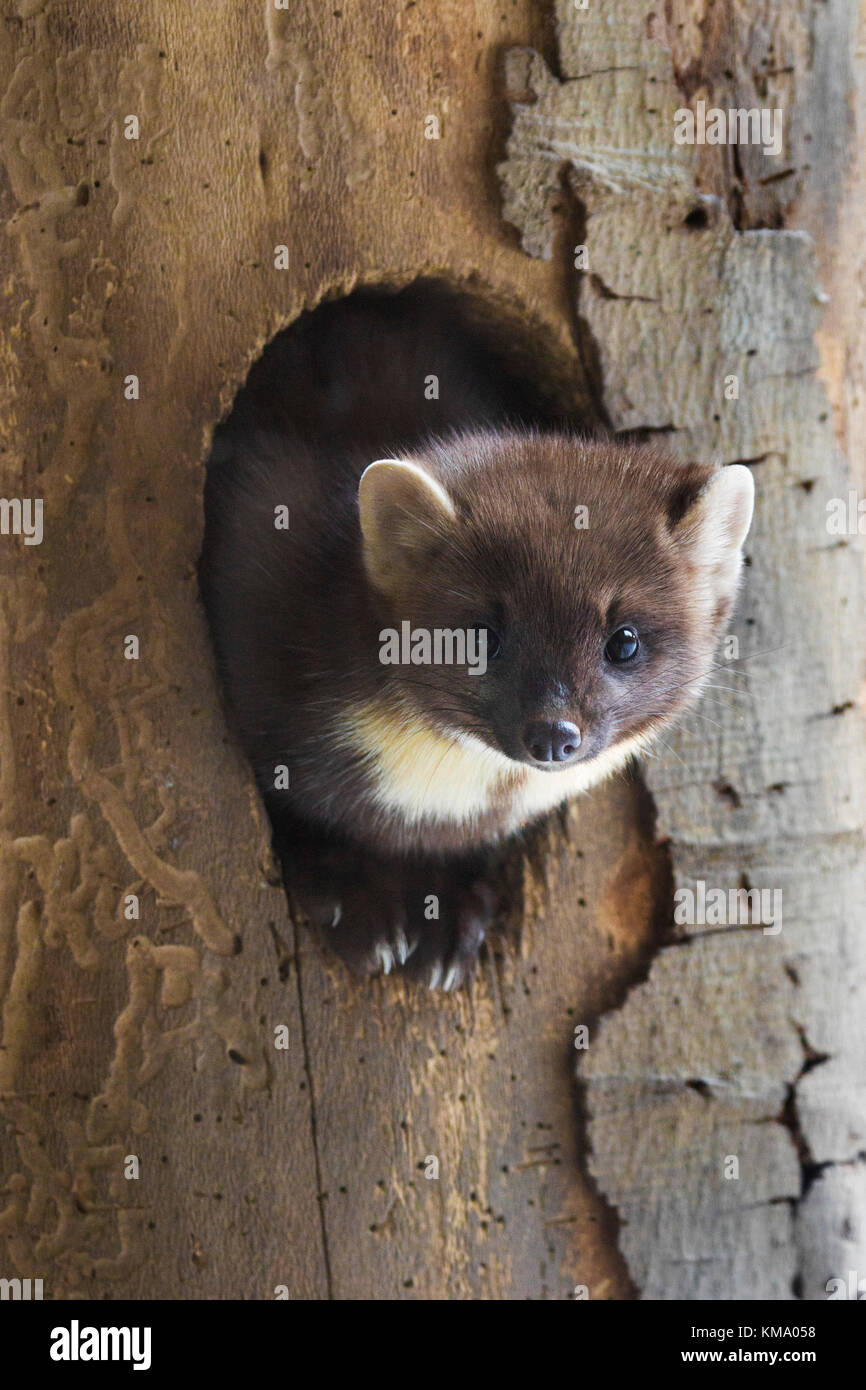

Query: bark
[{"left": 499, "top": 1, "right": 866, "bottom": 1299}]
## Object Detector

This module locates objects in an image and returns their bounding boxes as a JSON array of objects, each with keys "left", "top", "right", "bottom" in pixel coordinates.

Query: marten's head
[{"left": 358, "top": 430, "right": 753, "bottom": 780}]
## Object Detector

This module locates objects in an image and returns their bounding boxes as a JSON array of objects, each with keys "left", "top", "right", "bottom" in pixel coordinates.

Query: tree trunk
[{"left": 0, "top": 0, "right": 862, "bottom": 1300}]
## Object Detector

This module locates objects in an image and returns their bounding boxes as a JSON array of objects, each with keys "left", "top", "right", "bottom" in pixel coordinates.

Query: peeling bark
[{"left": 499, "top": 3, "right": 866, "bottom": 1300}]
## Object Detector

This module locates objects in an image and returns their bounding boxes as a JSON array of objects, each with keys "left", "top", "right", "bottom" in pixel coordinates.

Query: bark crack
[{"left": 289, "top": 918, "right": 334, "bottom": 1299}]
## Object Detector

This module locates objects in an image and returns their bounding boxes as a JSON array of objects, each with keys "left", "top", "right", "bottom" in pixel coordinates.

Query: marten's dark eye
[
  {"left": 476, "top": 625, "right": 502, "bottom": 660},
  {"left": 605, "top": 625, "right": 640, "bottom": 664}
]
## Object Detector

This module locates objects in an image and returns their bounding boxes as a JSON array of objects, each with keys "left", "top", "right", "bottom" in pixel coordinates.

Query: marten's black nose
[{"left": 523, "top": 720, "right": 581, "bottom": 764}]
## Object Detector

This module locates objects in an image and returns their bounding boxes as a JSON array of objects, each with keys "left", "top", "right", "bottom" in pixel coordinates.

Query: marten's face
[{"left": 359, "top": 434, "right": 754, "bottom": 775}]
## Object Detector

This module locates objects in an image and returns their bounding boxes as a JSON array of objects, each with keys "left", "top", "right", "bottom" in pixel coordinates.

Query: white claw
[
  {"left": 429, "top": 962, "right": 443, "bottom": 990},
  {"left": 331, "top": 904, "right": 342, "bottom": 928},
  {"left": 442, "top": 965, "right": 459, "bottom": 992},
  {"left": 395, "top": 930, "right": 410, "bottom": 966},
  {"left": 376, "top": 943, "right": 394, "bottom": 975}
]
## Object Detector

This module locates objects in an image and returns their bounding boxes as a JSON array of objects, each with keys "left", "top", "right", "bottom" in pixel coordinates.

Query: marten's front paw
[
  {"left": 281, "top": 828, "right": 498, "bottom": 989},
  {"left": 314, "top": 868, "right": 496, "bottom": 990},
  {"left": 322, "top": 870, "right": 421, "bottom": 978},
  {"left": 402, "top": 876, "right": 496, "bottom": 991}
]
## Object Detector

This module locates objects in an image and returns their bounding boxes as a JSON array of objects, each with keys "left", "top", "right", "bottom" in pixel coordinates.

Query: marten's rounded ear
[
  {"left": 673, "top": 464, "right": 754, "bottom": 566},
  {"left": 359, "top": 458, "right": 457, "bottom": 598}
]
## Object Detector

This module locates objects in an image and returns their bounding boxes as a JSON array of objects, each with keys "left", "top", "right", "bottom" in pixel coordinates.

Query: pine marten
[{"left": 199, "top": 282, "right": 753, "bottom": 989}]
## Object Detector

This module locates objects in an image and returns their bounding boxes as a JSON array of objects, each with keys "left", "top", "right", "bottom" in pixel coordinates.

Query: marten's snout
[{"left": 523, "top": 719, "right": 581, "bottom": 765}]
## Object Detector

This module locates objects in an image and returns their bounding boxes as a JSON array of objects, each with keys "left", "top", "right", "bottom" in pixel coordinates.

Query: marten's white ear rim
[
  {"left": 359, "top": 458, "right": 457, "bottom": 524},
  {"left": 713, "top": 463, "right": 755, "bottom": 550},
  {"left": 358, "top": 458, "right": 457, "bottom": 595},
  {"left": 675, "top": 463, "right": 755, "bottom": 567}
]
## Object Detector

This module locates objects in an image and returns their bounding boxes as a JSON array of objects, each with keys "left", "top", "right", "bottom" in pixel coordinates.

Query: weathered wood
[
  {"left": 0, "top": 0, "right": 658, "bottom": 1300},
  {"left": 499, "top": 2, "right": 866, "bottom": 1299},
  {"left": 1, "top": 0, "right": 862, "bottom": 1303}
]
